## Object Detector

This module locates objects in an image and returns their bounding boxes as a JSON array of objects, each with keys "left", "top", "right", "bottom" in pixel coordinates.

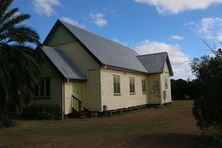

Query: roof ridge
[{"left": 137, "top": 52, "right": 167, "bottom": 57}]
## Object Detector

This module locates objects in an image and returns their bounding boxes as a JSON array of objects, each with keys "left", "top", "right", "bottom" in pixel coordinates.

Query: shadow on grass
[{"left": 127, "top": 133, "right": 219, "bottom": 148}]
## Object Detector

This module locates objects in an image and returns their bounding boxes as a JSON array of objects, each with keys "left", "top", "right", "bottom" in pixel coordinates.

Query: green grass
[{"left": 164, "top": 100, "right": 193, "bottom": 110}]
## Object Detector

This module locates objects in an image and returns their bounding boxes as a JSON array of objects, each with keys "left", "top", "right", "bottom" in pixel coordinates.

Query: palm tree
[{"left": 0, "top": 0, "right": 40, "bottom": 115}]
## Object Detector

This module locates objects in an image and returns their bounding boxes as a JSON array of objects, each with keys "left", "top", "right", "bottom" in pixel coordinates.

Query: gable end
[{"left": 43, "top": 20, "right": 102, "bottom": 66}]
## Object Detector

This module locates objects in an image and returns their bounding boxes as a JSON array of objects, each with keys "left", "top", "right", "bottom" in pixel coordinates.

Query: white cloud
[
  {"left": 134, "top": 0, "right": 222, "bottom": 14},
  {"left": 113, "top": 38, "right": 128, "bottom": 46},
  {"left": 90, "top": 12, "right": 107, "bottom": 27},
  {"left": 61, "top": 17, "right": 86, "bottom": 29},
  {"left": 197, "top": 17, "right": 222, "bottom": 41},
  {"left": 134, "top": 40, "right": 193, "bottom": 79},
  {"left": 170, "top": 35, "right": 184, "bottom": 40},
  {"left": 33, "top": 0, "right": 61, "bottom": 16}
]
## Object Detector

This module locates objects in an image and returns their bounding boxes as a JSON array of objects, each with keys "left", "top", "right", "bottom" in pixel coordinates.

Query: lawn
[{"left": 0, "top": 100, "right": 216, "bottom": 148}]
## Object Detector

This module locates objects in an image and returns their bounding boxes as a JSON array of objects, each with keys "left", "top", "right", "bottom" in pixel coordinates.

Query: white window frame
[
  {"left": 129, "top": 77, "right": 136, "bottom": 95},
  {"left": 142, "top": 78, "right": 147, "bottom": 93},
  {"left": 113, "top": 75, "right": 121, "bottom": 96}
]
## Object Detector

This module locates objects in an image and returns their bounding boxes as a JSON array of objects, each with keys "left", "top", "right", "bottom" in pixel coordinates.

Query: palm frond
[
  {"left": 0, "top": 0, "right": 13, "bottom": 18},
  {"left": 2, "top": 25, "right": 40, "bottom": 44},
  {"left": 0, "top": 8, "right": 19, "bottom": 25},
  {"left": 0, "top": 14, "right": 30, "bottom": 34}
]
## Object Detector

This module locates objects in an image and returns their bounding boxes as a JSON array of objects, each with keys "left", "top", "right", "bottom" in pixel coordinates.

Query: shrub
[
  {"left": 0, "top": 114, "right": 16, "bottom": 128},
  {"left": 22, "top": 105, "right": 62, "bottom": 120},
  {"left": 191, "top": 49, "right": 222, "bottom": 142}
]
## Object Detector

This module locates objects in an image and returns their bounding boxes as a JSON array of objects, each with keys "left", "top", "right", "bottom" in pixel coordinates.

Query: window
[
  {"left": 34, "top": 78, "right": 50, "bottom": 98},
  {"left": 46, "top": 79, "right": 50, "bottom": 96},
  {"left": 142, "top": 78, "right": 147, "bottom": 93},
  {"left": 129, "top": 77, "right": 135, "bottom": 95},
  {"left": 165, "top": 78, "right": 168, "bottom": 89},
  {"left": 113, "top": 75, "right": 120, "bottom": 95},
  {"left": 34, "top": 83, "right": 39, "bottom": 96},
  {"left": 153, "top": 81, "right": 160, "bottom": 97},
  {"left": 40, "top": 79, "right": 44, "bottom": 96}
]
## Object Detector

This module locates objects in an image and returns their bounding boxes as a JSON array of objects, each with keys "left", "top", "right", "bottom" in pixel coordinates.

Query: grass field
[{"left": 0, "top": 100, "right": 217, "bottom": 148}]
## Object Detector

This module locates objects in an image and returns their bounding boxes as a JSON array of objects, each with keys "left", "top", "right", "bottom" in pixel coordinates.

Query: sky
[{"left": 11, "top": 0, "right": 222, "bottom": 80}]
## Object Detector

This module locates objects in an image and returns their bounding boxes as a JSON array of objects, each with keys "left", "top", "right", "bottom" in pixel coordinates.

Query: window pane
[
  {"left": 130, "top": 78, "right": 132, "bottom": 93},
  {"left": 117, "top": 76, "right": 120, "bottom": 93},
  {"left": 40, "top": 79, "right": 44, "bottom": 96},
  {"left": 117, "top": 82, "right": 119, "bottom": 93},
  {"left": 113, "top": 77, "right": 116, "bottom": 94},
  {"left": 46, "top": 79, "right": 50, "bottom": 96},
  {"left": 34, "top": 83, "right": 39, "bottom": 96},
  {"left": 113, "top": 75, "right": 120, "bottom": 94},
  {"left": 142, "top": 79, "right": 147, "bottom": 93},
  {"left": 130, "top": 77, "right": 135, "bottom": 94}
]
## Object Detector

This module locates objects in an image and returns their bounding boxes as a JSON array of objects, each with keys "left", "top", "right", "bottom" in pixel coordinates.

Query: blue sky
[{"left": 12, "top": 0, "right": 222, "bottom": 79}]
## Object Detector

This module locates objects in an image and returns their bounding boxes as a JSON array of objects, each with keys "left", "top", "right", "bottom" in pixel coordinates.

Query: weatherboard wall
[
  {"left": 46, "top": 25, "right": 74, "bottom": 47},
  {"left": 84, "top": 69, "right": 101, "bottom": 111},
  {"left": 100, "top": 68, "right": 147, "bottom": 110},
  {"left": 45, "top": 25, "right": 100, "bottom": 75},
  {"left": 146, "top": 74, "right": 162, "bottom": 104},
  {"left": 160, "top": 62, "right": 172, "bottom": 104},
  {"left": 32, "top": 57, "right": 63, "bottom": 111},
  {"left": 64, "top": 82, "right": 73, "bottom": 114}
]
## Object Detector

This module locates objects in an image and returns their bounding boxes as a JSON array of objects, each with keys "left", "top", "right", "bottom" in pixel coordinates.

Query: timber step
[
  {"left": 69, "top": 111, "right": 90, "bottom": 119},
  {"left": 68, "top": 108, "right": 89, "bottom": 118},
  {"left": 79, "top": 111, "right": 90, "bottom": 119}
]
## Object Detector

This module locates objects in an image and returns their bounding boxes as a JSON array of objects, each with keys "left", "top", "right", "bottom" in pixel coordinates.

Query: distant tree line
[{"left": 170, "top": 79, "right": 201, "bottom": 100}]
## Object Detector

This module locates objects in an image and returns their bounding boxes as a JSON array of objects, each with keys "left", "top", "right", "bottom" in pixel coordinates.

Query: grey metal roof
[
  {"left": 41, "top": 46, "right": 86, "bottom": 80},
  {"left": 61, "top": 20, "right": 148, "bottom": 73},
  {"left": 137, "top": 52, "right": 173, "bottom": 76}
]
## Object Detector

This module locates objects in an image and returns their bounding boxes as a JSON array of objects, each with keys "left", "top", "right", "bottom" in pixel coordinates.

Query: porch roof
[{"left": 41, "top": 46, "right": 86, "bottom": 80}]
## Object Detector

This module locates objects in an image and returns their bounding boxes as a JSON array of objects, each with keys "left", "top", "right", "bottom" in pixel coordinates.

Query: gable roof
[
  {"left": 57, "top": 20, "right": 148, "bottom": 73},
  {"left": 41, "top": 46, "right": 86, "bottom": 80},
  {"left": 137, "top": 52, "right": 173, "bottom": 76},
  {"left": 42, "top": 20, "right": 173, "bottom": 77}
]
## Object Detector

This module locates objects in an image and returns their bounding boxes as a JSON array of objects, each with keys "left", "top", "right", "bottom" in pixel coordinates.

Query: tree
[
  {"left": 0, "top": 0, "right": 40, "bottom": 115},
  {"left": 191, "top": 48, "right": 222, "bottom": 141},
  {"left": 171, "top": 79, "right": 201, "bottom": 100},
  {"left": 171, "top": 79, "right": 189, "bottom": 99}
]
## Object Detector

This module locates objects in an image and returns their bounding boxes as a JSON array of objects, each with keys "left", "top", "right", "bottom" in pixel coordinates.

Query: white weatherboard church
[{"left": 33, "top": 20, "right": 173, "bottom": 117}]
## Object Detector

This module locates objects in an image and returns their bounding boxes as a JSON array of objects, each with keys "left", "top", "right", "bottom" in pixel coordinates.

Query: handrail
[
  {"left": 72, "top": 95, "right": 82, "bottom": 112},
  {"left": 72, "top": 95, "right": 82, "bottom": 103}
]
